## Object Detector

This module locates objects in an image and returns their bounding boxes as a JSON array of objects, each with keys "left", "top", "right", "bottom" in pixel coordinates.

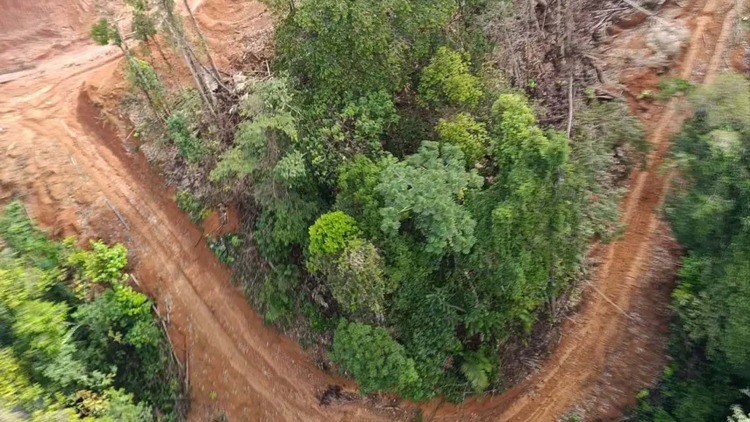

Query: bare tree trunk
[
  {"left": 149, "top": 36, "right": 174, "bottom": 72},
  {"left": 181, "top": 33, "right": 230, "bottom": 94},
  {"left": 180, "top": 0, "right": 232, "bottom": 94},
  {"left": 181, "top": 0, "right": 220, "bottom": 79},
  {"left": 158, "top": 0, "right": 218, "bottom": 120}
]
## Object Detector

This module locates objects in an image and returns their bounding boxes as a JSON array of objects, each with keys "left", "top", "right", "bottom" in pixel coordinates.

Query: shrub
[
  {"left": 307, "top": 211, "right": 362, "bottom": 265},
  {"left": 658, "top": 77, "right": 695, "bottom": 101},
  {"left": 175, "top": 190, "right": 208, "bottom": 223},
  {"left": 331, "top": 320, "right": 421, "bottom": 398},
  {"left": 436, "top": 112, "right": 490, "bottom": 166},
  {"left": 419, "top": 47, "right": 483, "bottom": 108},
  {"left": 208, "top": 233, "right": 244, "bottom": 265},
  {"left": 67, "top": 240, "right": 128, "bottom": 285},
  {"left": 166, "top": 113, "right": 206, "bottom": 163}
]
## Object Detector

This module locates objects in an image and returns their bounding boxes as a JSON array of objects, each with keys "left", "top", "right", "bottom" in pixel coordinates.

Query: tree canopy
[
  {"left": 101, "top": 0, "right": 649, "bottom": 402},
  {"left": 636, "top": 74, "right": 750, "bottom": 422},
  {"left": 0, "top": 202, "right": 182, "bottom": 421}
]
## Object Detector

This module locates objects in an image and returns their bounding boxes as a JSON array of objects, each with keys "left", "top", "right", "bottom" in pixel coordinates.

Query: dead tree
[
  {"left": 181, "top": 0, "right": 220, "bottom": 80},
  {"left": 156, "top": 0, "right": 219, "bottom": 121}
]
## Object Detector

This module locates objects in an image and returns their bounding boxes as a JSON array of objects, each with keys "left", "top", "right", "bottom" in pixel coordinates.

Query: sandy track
[{"left": 0, "top": 0, "right": 738, "bottom": 420}]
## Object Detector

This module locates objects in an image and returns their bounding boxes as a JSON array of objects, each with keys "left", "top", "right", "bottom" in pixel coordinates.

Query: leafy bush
[
  {"left": 0, "top": 201, "right": 181, "bottom": 420},
  {"left": 460, "top": 348, "right": 494, "bottom": 393},
  {"left": 166, "top": 113, "right": 206, "bottom": 163},
  {"left": 331, "top": 320, "right": 421, "bottom": 398},
  {"left": 67, "top": 240, "right": 128, "bottom": 285},
  {"left": 436, "top": 112, "right": 490, "bottom": 166},
  {"left": 419, "top": 47, "right": 483, "bottom": 108},
  {"left": 273, "top": 151, "right": 308, "bottom": 188},
  {"left": 208, "top": 233, "right": 244, "bottom": 265},
  {"left": 175, "top": 190, "right": 208, "bottom": 223},
  {"left": 657, "top": 77, "right": 695, "bottom": 101}
]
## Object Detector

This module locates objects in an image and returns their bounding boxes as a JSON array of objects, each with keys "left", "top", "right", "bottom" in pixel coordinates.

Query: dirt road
[{"left": 0, "top": 0, "right": 738, "bottom": 420}]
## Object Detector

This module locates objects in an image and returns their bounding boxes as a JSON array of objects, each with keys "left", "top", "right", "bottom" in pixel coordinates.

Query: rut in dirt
[{"left": 0, "top": 0, "right": 739, "bottom": 420}]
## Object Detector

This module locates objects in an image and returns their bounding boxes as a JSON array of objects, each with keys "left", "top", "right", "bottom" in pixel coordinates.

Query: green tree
[
  {"left": 460, "top": 94, "right": 576, "bottom": 337},
  {"left": 307, "top": 211, "right": 362, "bottom": 264},
  {"left": 436, "top": 112, "right": 490, "bottom": 166},
  {"left": 390, "top": 279, "right": 461, "bottom": 398},
  {"left": 327, "top": 240, "right": 391, "bottom": 316},
  {"left": 335, "top": 155, "right": 392, "bottom": 238},
  {"left": 418, "top": 47, "right": 482, "bottom": 108},
  {"left": 297, "top": 90, "right": 399, "bottom": 182},
  {"left": 331, "top": 320, "right": 421, "bottom": 398},
  {"left": 130, "top": 0, "right": 158, "bottom": 43},
  {"left": 376, "top": 141, "right": 483, "bottom": 255},
  {"left": 637, "top": 74, "right": 750, "bottom": 422},
  {"left": 125, "top": 55, "right": 168, "bottom": 117},
  {"left": 0, "top": 348, "right": 44, "bottom": 408},
  {"left": 307, "top": 212, "right": 392, "bottom": 315},
  {"left": 90, "top": 18, "right": 122, "bottom": 47},
  {"left": 0, "top": 201, "right": 178, "bottom": 419},
  {"left": 688, "top": 73, "right": 750, "bottom": 130},
  {"left": 274, "top": 0, "right": 457, "bottom": 105},
  {"left": 211, "top": 78, "right": 298, "bottom": 182}
]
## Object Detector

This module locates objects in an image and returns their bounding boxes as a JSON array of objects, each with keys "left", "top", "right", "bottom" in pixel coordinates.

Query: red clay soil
[
  {"left": 0, "top": 0, "right": 97, "bottom": 71},
  {"left": 0, "top": 0, "right": 739, "bottom": 421}
]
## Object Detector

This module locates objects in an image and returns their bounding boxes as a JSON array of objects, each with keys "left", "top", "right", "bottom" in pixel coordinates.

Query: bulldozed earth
[{"left": 0, "top": 0, "right": 744, "bottom": 420}]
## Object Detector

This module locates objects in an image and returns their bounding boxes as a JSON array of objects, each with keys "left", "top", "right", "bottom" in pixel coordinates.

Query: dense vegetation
[
  {"left": 635, "top": 74, "right": 750, "bottom": 421},
  {"left": 101, "top": 0, "right": 646, "bottom": 401},
  {"left": 240, "top": 0, "right": 647, "bottom": 400},
  {"left": 0, "top": 201, "right": 183, "bottom": 421}
]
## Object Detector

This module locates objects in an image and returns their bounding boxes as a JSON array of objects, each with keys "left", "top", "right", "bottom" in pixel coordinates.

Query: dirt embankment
[
  {"left": 0, "top": 0, "right": 740, "bottom": 421},
  {"left": 0, "top": 0, "right": 97, "bottom": 71}
]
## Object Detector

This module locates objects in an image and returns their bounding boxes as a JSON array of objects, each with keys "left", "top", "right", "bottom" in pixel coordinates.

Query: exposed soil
[
  {"left": 0, "top": 0, "right": 97, "bottom": 71},
  {"left": 0, "top": 0, "right": 740, "bottom": 421}
]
